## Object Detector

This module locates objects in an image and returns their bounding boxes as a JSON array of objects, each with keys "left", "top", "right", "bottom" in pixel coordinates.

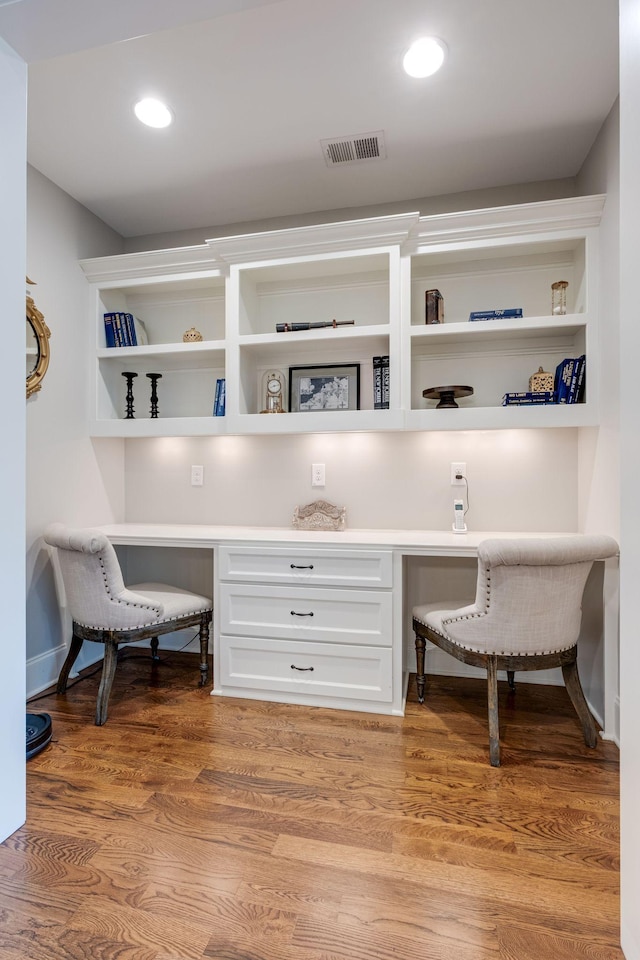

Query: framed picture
[{"left": 288, "top": 363, "right": 360, "bottom": 412}]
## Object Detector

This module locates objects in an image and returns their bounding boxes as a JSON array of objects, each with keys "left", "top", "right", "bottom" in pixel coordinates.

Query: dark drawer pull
[
  {"left": 290, "top": 610, "right": 314, "bottom": 617},
  {"left": 291, "top": 664, "right": 314, "bottom": 672},
  {"left": 290, "top": 563, "right": 314, "bottom": 569}
]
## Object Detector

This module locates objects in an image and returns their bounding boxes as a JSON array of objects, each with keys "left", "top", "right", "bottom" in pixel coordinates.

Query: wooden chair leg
[
  {"left": 198, "top": 615, "right": 211, "bottom": 686},
  {"left": 415, "top": 633, "right": 426, "bottom": 703},
  {"left": 150, "top": 636, "right": 159, "bottom": 660},
  {"left": 487, "top": 656, "right": 501, "bottom": 767},
  {"left": 57, "top": 634, "right": 84, "bottom": 693},
  {"left": 562, "top": 659, "right": 598, "bottom": 748},
  {"left": 507, "top": 670, "right": 516, "bottom": 692},
  {"left": 95, "top": 639, "right": 119, "bottom": 726}
]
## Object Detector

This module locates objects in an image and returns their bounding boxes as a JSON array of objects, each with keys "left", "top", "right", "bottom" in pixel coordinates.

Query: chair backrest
[
  {"left": 443, "top": 535, "right": 619, "bottom": 655},
  {"left": 43, "top": 523, "right": 163, "bottom": 629}
]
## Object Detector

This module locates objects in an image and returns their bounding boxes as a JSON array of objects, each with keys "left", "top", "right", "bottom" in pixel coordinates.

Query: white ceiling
[{"left": 0, "top": 0, "right": 619, "bottom": 239}]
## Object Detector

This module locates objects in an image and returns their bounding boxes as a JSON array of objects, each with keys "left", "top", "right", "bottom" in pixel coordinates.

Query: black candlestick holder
[
  {"left": 121, "top": 371, "right": 138, "bottom": 418},
  {"left": 146, "top": 373, "right": 162, "bottom": 418}
]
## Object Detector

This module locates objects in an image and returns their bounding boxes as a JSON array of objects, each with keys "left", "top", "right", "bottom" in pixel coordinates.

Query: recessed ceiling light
[
  {"left": 403, "top": 37, "right": 447, "bottom": 78},
  {"left": 134, "top": 98, "right": 173, "bottom": 129}
]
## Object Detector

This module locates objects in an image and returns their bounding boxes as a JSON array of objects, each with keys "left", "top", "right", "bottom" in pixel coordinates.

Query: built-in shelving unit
[{"left": 80, "top": 195, "right": 604, "bottom": 437}]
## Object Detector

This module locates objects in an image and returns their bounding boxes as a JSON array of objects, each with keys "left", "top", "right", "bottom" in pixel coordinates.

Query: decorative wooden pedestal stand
[
  {"left": 146, "top": 373, "right": 162, "bottom": 418},
  {"left": 423, "top": 384, "right": 474, "bottom": 409},
  {"left": 121, "top": 371, "right": 138, "bottom": 418}
]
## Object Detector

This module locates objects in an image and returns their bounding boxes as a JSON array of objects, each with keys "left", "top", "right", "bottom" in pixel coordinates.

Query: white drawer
[
  {"left": 220, "top": 635, "right": 393, "bottom": 702},
  {"left": 219, "top": 582, "right": 392, "bottom": 646},
  {"left": 218, "top": 544, "right": 392, "bottom": 587}
]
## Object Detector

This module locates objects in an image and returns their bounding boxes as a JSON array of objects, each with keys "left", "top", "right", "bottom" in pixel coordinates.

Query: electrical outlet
[
  {"left": 451, "top": 462, "right": 466, "bottom": 485},
  {"left": 312, "top": 463, "right": 326, "bottom": 487},
  {"left": 191, "top": 464, "right": 204, "bottom": 486}
]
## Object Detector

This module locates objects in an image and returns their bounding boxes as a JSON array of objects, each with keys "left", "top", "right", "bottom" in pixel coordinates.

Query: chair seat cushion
[
  {"left": 413, "top": 601, "right": 489, "bottom": 653},
  {"left": 128, "top": 582, "right": 212, "bottom": 625},
  {"left": 413, "top": 601, "right": 474, "bottom": 632}
]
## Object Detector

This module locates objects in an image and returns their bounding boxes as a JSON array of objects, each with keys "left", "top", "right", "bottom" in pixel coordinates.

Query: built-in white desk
[{"left": 98, "top": 524, "right": 619, "bottom": 739}]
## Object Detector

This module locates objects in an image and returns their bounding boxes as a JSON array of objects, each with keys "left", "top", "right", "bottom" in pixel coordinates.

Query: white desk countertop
[{"left": 99, "top": 523, "right": 575, "bottom": 556}]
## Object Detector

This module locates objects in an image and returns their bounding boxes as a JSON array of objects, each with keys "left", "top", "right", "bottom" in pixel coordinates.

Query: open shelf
[{"left": 80, "top": 197, "right": 603, "bottom": 437}]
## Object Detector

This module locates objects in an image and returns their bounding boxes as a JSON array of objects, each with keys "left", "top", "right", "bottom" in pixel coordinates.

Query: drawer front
[
  {"left": 219, "top": 583, "right": 392, "bottom": 646},
  {"left": 220, "top": 635, "right": 393, "bottom": 702},
  {"left": 218, "top": 544, "right": 392, "bottom": 588}
]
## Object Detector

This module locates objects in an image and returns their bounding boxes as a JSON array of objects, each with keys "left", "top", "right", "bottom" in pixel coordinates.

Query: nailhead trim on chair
[
  {"left": 75, "top": 557, "right": 208, "bottom": 630},
  {"left": 423, "top": 565, "right": 576, "bottom": 657},
  {"left": 98, "top": 556, "right": 161, "bottom": 614}
]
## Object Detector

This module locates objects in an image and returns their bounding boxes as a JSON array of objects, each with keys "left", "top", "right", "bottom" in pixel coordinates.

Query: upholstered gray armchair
[
  {"left": 44, "top": 523, "right": 213, "bottom": 725},
  {"left": 412, "top": 535, "right": 619, "bottom": 766}
]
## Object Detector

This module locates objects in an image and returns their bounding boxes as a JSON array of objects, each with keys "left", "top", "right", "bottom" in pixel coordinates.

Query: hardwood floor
[{"left": 2, "top": 650, "right": 621, "bottom": 959}]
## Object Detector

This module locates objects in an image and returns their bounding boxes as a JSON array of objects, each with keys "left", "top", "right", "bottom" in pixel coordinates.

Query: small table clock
[{"left": 260, "top": 370, "right": 286, "bottom": 413}]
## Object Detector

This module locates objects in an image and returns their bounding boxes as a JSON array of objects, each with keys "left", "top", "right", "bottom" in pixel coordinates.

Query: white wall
[
  {"left": 572, "top": 102, "right": 622, "bottom": 739},
  {"left": 125, "top": 177, "right": 577, "bottom": 253},
  {"left": 122, "top": 427, "right": 595, "bottom": 698},
  {"left": 0, "top": 36, "right": 27, "bottom": 841},
  {"left": 124, "top": 429, "right": 579, "bottom": 531},
  {"left": 26, "top": 166, "right": 125, "bottom": 693},
  {"left": 619, "top": 2, "right": 640, "bottom": 956},
  {"left": 576, "top": 100, "right": 621, "bottom": 540}
]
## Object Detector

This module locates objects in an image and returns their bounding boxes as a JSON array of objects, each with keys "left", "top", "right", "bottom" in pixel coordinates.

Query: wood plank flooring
[{"left": 1, "top": 650, "right": 621, "bottom": 959}]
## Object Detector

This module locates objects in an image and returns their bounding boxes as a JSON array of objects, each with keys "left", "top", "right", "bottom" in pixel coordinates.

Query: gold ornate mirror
[{"left": 26, "top": 278, "right": 51, "bottom": 399}]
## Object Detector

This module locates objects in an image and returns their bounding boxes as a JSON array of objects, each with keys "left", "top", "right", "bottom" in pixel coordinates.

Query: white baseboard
[
  {"left": 600, "top": 695, "right": 621, "bottom": 747},
  {"left": 27, "top": 629, "right": 205, "bottom": 701}
]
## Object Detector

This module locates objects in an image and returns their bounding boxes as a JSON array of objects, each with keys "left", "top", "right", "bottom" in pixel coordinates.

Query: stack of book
[
  {"left": 103, "top": 312, "right": 148, "bottom": 347},
  {"left": 373, "top": 356, "right": 389, "bottom": 409},
  {"left": 213, "top": 378, "right": 226, "bottom": 416},
  {"left": 502, "top": 391, "right": 556, "bottom": 406},
  {"left": 469, "top": 308, "right": 523, "bottom": 322},
  {"left": 502, "top": 355, "right": 586, "bottom": 406},
  {"left": 555, "top": 355, "right": 586, "bottom": 403}
]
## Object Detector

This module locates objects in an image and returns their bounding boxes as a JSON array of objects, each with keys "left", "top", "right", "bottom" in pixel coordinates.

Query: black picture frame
[{"left": 288, "top": 363, "right": 360, "bottom": 412}]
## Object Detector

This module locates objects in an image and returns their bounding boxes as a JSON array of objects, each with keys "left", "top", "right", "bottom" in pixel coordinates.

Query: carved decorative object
[
  {"left": 292, "top": 499, "right": 346, "bottom": 531},
  {"left": 183, "top": 326, "right": 203, "bottom": 342},
  {"left": 529, "top": 366, "right": 554, "bottom": 392}
]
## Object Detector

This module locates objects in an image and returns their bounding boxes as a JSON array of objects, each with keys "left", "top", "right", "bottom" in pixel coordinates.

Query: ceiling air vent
[{"left": 321, "top": 131, "right": 387, "bottom": 167}]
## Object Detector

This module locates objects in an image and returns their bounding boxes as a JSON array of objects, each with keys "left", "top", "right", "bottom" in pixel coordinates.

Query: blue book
[
  {"left": 502, "top": 398, "right": 556, "bottom": 406},
  {"left": 119, "top": 312, "right": 132, "bottom": 347},
  {"left": 124, "top": 313, "right": 137, "bottom": 346},
  {"left": 503, "top": 391, "right": 555, "bottom": 401},
  {"left": 574, "top": 357, "right": 586, "bottom": 403},
  {"left": 103, "top": 314, "right": 117, "bottom": 348},
  {"left": 567, "top": 355, "right": 586, "bottom": 403},
  {"left": 214, "top": 378, "right": 226, "bottom": 416},
  {"left": 555, "top": 357, "right": 576, "bottom": 403},
  {"left": 104, "top": 312, "right": 123, "bottom": 346},
  {"left": 469, "top": 308, "right": 523, "bottom": 321},
  {"left": 112, "top": 313, "right": 124, "bottom": 346},
  {"left": 502, "top": 392, "right": 556, "bottom": 406}
]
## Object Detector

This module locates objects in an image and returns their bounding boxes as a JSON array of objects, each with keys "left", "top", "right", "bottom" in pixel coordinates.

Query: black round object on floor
[{"left": 26, "top": 713, "right": 52, "bottom": 760}]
